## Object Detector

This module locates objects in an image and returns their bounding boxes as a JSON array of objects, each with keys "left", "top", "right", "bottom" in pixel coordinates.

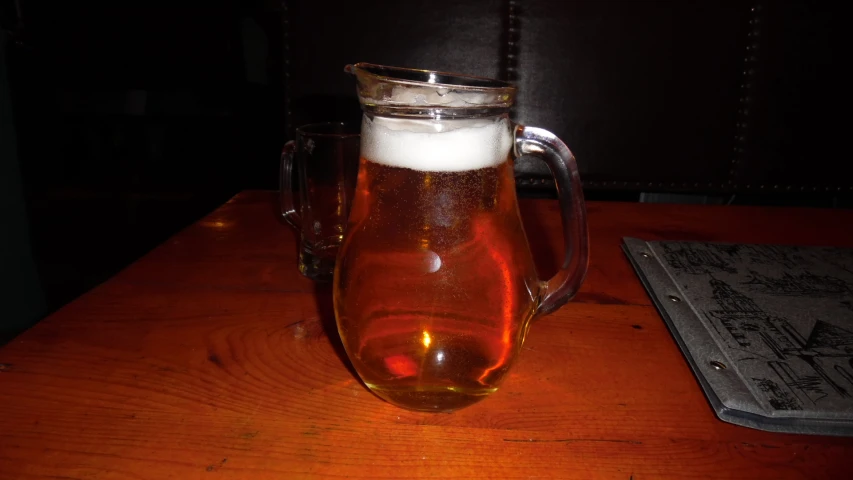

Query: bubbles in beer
[{"left": 361, "top": 116, "right": 513, "bottom": 172}]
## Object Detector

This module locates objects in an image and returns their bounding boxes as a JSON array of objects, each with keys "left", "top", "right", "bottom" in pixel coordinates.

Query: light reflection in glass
[{"left": 435, "top": 351, "right": 445, "bottom": 364}]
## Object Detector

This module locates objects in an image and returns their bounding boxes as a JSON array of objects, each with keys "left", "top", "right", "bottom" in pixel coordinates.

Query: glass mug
[
  {"left": 280, "top": 123, "right": 360, "bottom": 282},
  {"left": 334, "top": 64, "right": 589, "bottom": 411}
]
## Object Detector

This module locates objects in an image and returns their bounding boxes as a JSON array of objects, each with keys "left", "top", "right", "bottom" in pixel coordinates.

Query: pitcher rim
[{"left": 347, "top": 62, "right": 517, "bottom": 92}]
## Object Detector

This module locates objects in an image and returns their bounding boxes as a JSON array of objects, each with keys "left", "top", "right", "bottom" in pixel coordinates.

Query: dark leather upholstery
[
  {"left": 732, "top": 2, "right": 849, "bottom": 194},
  {"left": 514, "top": 1, "right": 748, "bottom": 191},
  {"left": 284, "top": 0, "right": 850, "bottom": 194},
  {"left": 285, "top": 0, "right": 505, "bottom": 132}
]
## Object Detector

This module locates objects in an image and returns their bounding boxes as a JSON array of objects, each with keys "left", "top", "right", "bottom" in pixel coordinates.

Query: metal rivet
[
  {"left": 668, "top": 295, "right": 681, "bottom": 303},
  {"left": 641, "top": 252, "right": 650, "bottom": 258},
  {"left": 710, "top": 361, "right": 727, "bottom": 370}
]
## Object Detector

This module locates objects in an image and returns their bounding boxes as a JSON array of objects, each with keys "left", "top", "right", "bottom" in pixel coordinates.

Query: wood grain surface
[{"left": 2, "top": 191, "right": 853, "bottom": 479}]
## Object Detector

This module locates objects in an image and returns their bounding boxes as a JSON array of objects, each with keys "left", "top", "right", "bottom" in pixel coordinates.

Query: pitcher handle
[
  {"left": 279, "top": 140, "right": 301, "bottom": 229},
  {"left": 514, "top": 125, "right": 590, "bottom": 316}
]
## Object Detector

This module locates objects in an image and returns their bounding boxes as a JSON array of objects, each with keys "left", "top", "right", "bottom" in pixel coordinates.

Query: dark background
[{"left": 1, "top": 0, "right": 849, "bottom": 341}]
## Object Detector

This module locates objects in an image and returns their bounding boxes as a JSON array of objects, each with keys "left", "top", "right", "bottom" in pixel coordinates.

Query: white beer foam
[
  {"left": 361, "top": 116, "right": 513, "bottom": 172},
  {"left": 387, "top": 85, "right": 492, "bottom": 108}
]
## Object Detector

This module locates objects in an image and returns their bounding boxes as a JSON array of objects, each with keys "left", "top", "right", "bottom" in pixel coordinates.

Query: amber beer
[{"left": 334, "top": 116, "right": 541, "bottom": 411}]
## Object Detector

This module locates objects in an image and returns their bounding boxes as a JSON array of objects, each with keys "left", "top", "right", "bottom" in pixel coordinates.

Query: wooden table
[{"left": 2, "top": 191, "right": 853, "bottom": 479}]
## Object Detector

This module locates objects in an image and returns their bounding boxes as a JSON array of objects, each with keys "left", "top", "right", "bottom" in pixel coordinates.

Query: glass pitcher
[{"left": 334, "top": 63, "right": 589, "bottom": 412}]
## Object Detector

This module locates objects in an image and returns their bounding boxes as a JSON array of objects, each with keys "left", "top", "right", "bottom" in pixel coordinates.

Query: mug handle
[
  {"left": 513, "top": 125, "right": 590, "bottom": 316},
  {"left": 279, "top": 140, "right": 301, "bottom": 229}
]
